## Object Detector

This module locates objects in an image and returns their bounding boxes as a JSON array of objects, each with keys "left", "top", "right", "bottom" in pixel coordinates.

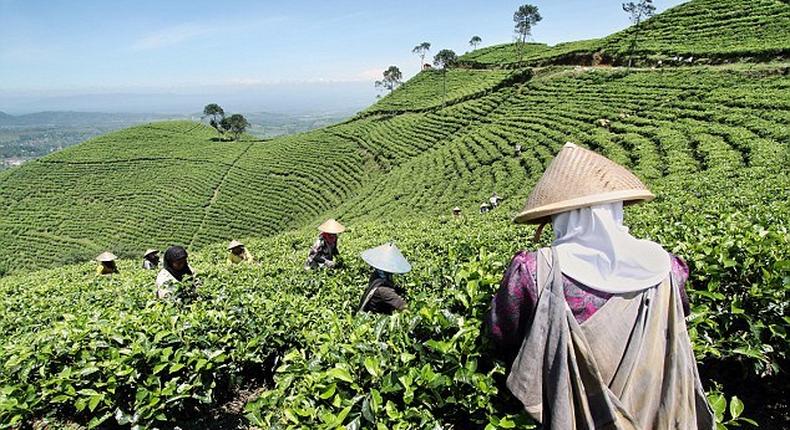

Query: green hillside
[
  {"left": 460, "top": 0, "right": 790, "bottom": 67},
  {"left": 0, "top": 0, "right": 789, "bottom": 427}
]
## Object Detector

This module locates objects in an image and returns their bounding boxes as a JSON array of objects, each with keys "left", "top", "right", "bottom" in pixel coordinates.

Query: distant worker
[
  {"left": 96, "top": 252, "right": 119, "bottom": 275},
  {"left": 452, "top": 206, "right": 462, "bottom": 217},
  {"left": 490, "top": 192, "right": 502, "bottom": 208},
  {"left": 480, "top": 202, "right": 491, "bottom": 214},
  {"left": 358, "top": 242, "right": 411, "bottom": 314},
  {"left": 156, "top": 246, "right": 197, "bottom": 300},
  {"left": 142, "top": 249, "right": 159, "bottom": 270},
  {"left": 305, "top": 219, "right": 345, "bottom": 270},
  {"left": 514, "top": 144, "right": 522, "bottom": 156},
  {"left": 227, "top": 240, "right": 253, "bottom": 264}
]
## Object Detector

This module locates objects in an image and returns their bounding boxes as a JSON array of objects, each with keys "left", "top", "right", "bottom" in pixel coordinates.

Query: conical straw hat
[
  {"left": 318, "top": 219, "right": 346, "bottom": 234},
  {"left": 96, "top": 251, "right": 118, "bottom": 262},
  {"left": 514, "top": 142, "right": 654, "bottom": 224},
  {"left": 227, "top": 240, "right": 244, "bottom": 250},
  {"left": 144, "top": 248, "right": 159, "bottom": 257},
  {"left": 361, "top": 242, "right": 411, "bottom": 274}
]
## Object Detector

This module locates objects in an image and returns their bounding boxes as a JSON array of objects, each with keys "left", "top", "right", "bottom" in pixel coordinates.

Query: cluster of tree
[{"left": 201, "top": 104, "right": 251, "bottom": 141}]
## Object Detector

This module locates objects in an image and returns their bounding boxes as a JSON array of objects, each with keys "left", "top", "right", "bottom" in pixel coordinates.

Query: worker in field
[
  {"left": 358, "top": 242, "right": 411, "bottom": 314},
  {"left": 452, "top": 206, "right": 462, "bottom": 217},
  {"left": 95, "top": 252, "right": 119, "bottom": 275},
  {"left": 490, "top": 192, "right": 502, "bottom": 208},
  {"left": 479, "top": 202, "right": 491, "bottom": 214},
  {"left": 305, "top": 219, "right": 345, "bottom": 270},
  {"left": 486, "top": 142, "right": 713, "bottom": 428},
  {"left": 227, "top": 240, "right": 253, "bottom": 264},
  {"left": 142, "top": 249, "right": 159, "bottom": 270},
  {"left": 156, "top": 245, "right": 198, "bottom": 300}
]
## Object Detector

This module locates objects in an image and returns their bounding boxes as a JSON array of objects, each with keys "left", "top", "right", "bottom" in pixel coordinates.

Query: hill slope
[
  {"left": 460, "top": 0, "right": 790, "bottom": 67},
  {"left": 0, "top": 0, "right": 789, "bottom": 427}
]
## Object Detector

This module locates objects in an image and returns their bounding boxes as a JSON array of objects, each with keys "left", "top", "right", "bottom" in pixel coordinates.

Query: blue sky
[{"left": 0, "top": 0, "right": 686, "bottom": 113}]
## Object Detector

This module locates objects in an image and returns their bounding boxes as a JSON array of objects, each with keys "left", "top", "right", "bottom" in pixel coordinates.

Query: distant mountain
[{"left": 0, "top": 111, "right": 181, "bottom": 127}]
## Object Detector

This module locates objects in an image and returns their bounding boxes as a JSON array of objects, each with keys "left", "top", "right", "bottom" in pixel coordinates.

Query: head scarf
[
  {"left": 320, "top": 232, "right": 338, "bottom": 248},
  {"left": 164, "top": 246, "right": 192, "bottom": 282},
  {"left": 552, "top": 202, "right": 670, "bottom": 293}
]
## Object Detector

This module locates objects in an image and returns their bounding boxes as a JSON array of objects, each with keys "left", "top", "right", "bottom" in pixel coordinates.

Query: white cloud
[
  {"left": 356, "top": 68, "right": 384, "bottom": 81},
  {"left": 130, "top": 15, "right": 287, "bottom": 52},
  {"left": 131, "top": 23, "right": 213, "bottom": 51}
]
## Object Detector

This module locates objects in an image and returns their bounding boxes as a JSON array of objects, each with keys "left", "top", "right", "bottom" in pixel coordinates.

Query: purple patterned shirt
[{"left": 487, "top": 251, "right": 691, "bottom": 359}]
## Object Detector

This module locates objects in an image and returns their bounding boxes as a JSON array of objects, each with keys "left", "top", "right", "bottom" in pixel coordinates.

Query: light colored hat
[
  {"left": 480, "top": 202, "right": 490, "bottom": 208},
  {"left": 452, "top": 206, "right": 461, "bottom": 212},
  {"left": 96, "top": 251, "right": 118, "bottom": 262},
  {"left": 318, "top": 219, "right": 346, "bottom": 234},
  {"left": 227, "top": 240, "right": 244, "bottom": 250},
  {"left": 361, "top": 242, "right": 412, "bottom": 274},
  {"left": 514, "top": 142, "right": 654, "bottom": 224},
  {"left": 144, "top": 249, "right": 158, "bottom": 257}
]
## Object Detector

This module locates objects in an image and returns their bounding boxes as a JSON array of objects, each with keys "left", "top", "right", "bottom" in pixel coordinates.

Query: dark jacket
[{"left": 358, "top": 274, "right": 405, "bottom": 314}]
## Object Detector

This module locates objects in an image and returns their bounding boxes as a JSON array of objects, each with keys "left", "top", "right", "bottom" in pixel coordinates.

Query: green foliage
[
  {"left": 433, "top": 49, "right": 458, "bottom": 70},
  {"left": 375, "top": 66, "right": 404, "bottom": 94},
  {"left": 1, "top": 166, "right": 787, "bottom": 427},
  {"left": 220, "top": 113, "right": 251, "bottom": 141}
]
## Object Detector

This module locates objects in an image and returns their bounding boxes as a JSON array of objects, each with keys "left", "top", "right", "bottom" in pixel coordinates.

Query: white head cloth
[{"left": 551, "top": 201, "right": 670, "bottom": 293}]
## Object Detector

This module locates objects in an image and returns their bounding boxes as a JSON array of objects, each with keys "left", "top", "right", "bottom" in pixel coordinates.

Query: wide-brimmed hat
[
  {"left": 480, "top": 202, "right": 491, "bottom": 208},
  {"left": 452, "top": 206, "right": 461, "bottom": 212},
  {"left": 227, "top": 240, "right": 244, "bottom": 250},
  {"left": 361, "top": 242, "right": 411, "bottom": 274},
  {"left": 318, "top": 219, "right": 346, "bottom": 234},
  {"left": 96, "top": 251, "right": 118, "bottom": 262},
  {"left": 144, "top": 249, "right": 159, "bottom": 257},
  {"left": 514, "top": 142, "right": 654, "bottom": 224}
]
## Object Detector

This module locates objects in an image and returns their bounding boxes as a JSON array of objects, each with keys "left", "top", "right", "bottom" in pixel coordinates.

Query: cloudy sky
[{"left": 0, "top": 0, "right": 686, "bottom": 113}]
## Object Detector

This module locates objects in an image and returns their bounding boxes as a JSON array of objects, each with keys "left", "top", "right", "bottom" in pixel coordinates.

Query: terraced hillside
[
  {"left": 335, "top": 65, "right": 789, "bottom": 220},
  {"left": 0, "top": 122, "right": 370, "bottom": 271},
  {"left": 460, "top": 0, "right": 790, "bottom": 67},
  {"left": 0, "top": 0, "right": 789, "bottom": 428}
]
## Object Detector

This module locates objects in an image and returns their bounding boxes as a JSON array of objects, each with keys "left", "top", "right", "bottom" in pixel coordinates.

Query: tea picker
[
  {"left": 142, "top": 248, "right": 159, "bottom": 270},
  {"left": 95, "top": 251, "right": 119, "bottom": 275},
  {"left": 358, "top": 242, "right": 411, "bottom": 314},
  {"left": 305, "top": 218, "right": 345, "bottom": 270}
]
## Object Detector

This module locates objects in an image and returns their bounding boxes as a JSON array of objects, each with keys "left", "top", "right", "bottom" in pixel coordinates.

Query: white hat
[
  {"left": 228, "top": 240, "right": 244, "bottom": 250},
  {"left": 318, "top": 219, "right": 346, "bottom": 234},
  {"left": 96, "top": 251, "right": 118, "bottom": 262},
  {"left": 361, "top": 242, "right": 411, "bottom": 274},
  {"left": 143, "top": 249, "right": 158, "bottom": 257}
]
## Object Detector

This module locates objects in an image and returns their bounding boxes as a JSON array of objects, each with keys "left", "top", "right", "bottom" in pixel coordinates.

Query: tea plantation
[
  {"left": 459, "top": 0, "right": 790, "bottom": 67},
  {"left": 0, "top": 0, "right": 788, "bottom": 428}
]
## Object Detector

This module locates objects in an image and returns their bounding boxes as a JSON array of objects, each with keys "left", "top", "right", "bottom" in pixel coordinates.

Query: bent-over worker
[
  {"left": 96, "top": 251, "right": 119, "bottom": 275},
  {"left": 358, "top": 242, "right": 411, "bottom": 314},
  {"left": 227, "top": 240, "right": 253, "bottom": 264},
  {"left": 305, "top": 219, "right": 345, "bottom": 270},
  {"left": 486, "top": 142, "right": 713, "bottom": 429}
]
